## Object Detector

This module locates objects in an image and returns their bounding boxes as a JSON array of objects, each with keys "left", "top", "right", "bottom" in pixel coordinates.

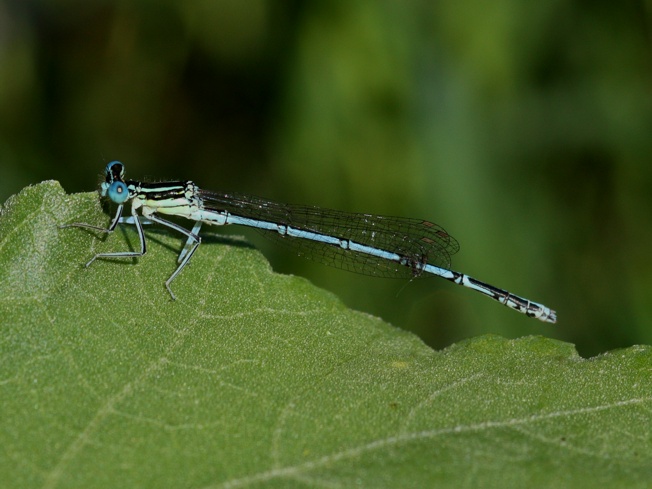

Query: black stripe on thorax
[{"left": 129, "top": 180, "right": 191, "bottom": 201}]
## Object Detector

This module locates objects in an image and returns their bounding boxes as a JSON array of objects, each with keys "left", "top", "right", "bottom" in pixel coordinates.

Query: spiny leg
[
  {"left": 145, "top": 215, "right": 201, "bottom": 300},
  {"left": 60, "top": 204, "right": 148, "bottom": 266}
]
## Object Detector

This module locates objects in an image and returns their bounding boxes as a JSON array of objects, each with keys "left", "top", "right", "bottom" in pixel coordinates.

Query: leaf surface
[{"left": 1, "top": 182, "right": 650, "bottom": 488}]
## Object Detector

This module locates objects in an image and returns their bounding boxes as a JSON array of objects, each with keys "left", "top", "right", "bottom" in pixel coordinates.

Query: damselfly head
[{"left": 100, "top": 161, "right": 128, "bottom": 202}]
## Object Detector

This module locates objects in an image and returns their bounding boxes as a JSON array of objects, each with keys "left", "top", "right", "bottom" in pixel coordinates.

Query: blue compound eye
[
  {"left": 107, "top": 180, "right": 129, "bottom": 204},
  {"left": 105, "top": 161, "right": 125, "bottom": 180}
]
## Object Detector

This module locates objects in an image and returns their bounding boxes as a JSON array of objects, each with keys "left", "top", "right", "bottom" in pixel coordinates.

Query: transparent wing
[{"left": 199, "top": 189, "right": 460, "bottom": 279}]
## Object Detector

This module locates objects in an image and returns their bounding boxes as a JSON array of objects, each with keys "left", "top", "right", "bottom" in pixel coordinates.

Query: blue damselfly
[{"left": 62, "top": 162, "right": 556, "bottom": 323}]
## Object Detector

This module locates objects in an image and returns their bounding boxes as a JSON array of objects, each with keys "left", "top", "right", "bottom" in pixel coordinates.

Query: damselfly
[{"left": 62, "top": 161, "right": 557, "bottom": 323}]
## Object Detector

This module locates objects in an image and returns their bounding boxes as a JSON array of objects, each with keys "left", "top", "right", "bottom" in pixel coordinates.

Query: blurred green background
[{"left": 1, "top": 0, "right": 651, "bottom": 357}]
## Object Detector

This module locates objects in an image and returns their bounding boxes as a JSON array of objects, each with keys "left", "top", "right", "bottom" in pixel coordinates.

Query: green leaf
[{"left": 1, "top": 181, "right": 651, "bottom": 488}]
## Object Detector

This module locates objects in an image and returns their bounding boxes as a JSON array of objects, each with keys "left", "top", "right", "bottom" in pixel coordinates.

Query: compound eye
[
  {"left": 105, "top": 161, "right": 125, "bottom": 182},
  {"left": 107, "top": 180, "right": 129, "bottom": 204}
]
